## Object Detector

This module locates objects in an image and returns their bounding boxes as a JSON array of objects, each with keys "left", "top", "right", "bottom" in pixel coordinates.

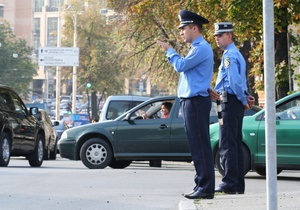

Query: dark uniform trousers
[
  {"left": 180, "top": 95, "right": 215, "bottom": 194},
  {"left": 219, "top": 93, "right": 245, "bottom": 193}
]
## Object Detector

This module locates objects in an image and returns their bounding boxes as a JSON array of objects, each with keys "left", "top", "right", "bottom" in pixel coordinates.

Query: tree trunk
[
  {"left": 274, "top": 5, "right": 289, "bottom": 100},
  {"left": 240, "top": 40, "right": 258, "bottom": 104}
]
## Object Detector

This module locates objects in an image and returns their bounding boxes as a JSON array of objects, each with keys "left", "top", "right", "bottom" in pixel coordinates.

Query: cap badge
[{"left": 178, "top": 15, "right": 182, "bottom": 21}]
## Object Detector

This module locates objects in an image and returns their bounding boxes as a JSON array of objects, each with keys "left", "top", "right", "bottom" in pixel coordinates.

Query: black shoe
[
  {"left": 182, "top": 190, "right": 196, "bottom": 197},
  {"left": 214, "top": 187, "right": 237, "bottom": 194},
  {"left": 184, "top": 190, "right": 214, "bottom": 199}
]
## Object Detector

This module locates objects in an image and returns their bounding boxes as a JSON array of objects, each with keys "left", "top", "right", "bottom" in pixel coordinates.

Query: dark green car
[
  {"left": 58, "top": 96, "right": 191, "bottom": 169},
  {"left": 58, "top": 95, "right": 260, "bottom": 169},
  {"left": 210, "top": 92, "right": 300, "bottom": 176}
]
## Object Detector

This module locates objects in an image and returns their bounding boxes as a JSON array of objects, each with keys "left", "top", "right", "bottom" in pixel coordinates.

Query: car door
[
  {"left": 256, "top": 96, "right": 300, "bottom": 165},
  {"left": 115, "top": 100, "right": 172, "bottom": 157},
  {"left": 9, "top": 91, "right": 37, "bottom": 152},
  {"left": 169, "top": 98, "right": 190, "bottom": 155}
]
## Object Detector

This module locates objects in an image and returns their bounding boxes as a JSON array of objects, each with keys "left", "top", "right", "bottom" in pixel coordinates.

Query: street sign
[{"left": 38, "top": 47, "right": 79, "bottom": 66}]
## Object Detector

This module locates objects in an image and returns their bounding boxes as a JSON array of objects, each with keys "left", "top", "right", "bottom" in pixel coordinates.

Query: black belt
[
  {"left": 227, "top": 93, "right": 236, "bottom": 97},
  {"left": 180, "top": 95, "right": 205, "bottom": 100}
]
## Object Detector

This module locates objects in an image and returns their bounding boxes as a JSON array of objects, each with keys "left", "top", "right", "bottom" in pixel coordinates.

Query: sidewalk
[{"left": 179, "top": 191, "right": 300, "bottom": 210}]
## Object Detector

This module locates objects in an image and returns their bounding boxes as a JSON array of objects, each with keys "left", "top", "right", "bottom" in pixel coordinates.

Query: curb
[{"left": 178, "top": 199, "right": 197, "bottom": 210}]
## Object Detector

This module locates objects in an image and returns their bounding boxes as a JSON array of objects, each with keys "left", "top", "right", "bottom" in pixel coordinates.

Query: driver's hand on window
[{"left": 141, "top": 111, "right": 149, "bottom": 119}]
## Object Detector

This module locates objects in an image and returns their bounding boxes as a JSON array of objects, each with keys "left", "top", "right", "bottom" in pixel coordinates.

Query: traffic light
[
  {"left": 86, "top": 82, "right": 91, "bottom": 88},
  {"left": 67, "top": 102, "right": 72, "bottom": 114}
]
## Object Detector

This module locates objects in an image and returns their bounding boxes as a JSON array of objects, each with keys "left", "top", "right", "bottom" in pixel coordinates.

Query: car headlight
[{"left": 60, "top": 131, "right": 68, "bottom": 140}]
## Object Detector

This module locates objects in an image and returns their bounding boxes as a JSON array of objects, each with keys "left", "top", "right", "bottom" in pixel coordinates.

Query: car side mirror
[
  {"left": 29, "top": 107, "right": 39, "bottom": 115},
  {"left": 124, "top": 113, "right": 132, "bottom": 121}
]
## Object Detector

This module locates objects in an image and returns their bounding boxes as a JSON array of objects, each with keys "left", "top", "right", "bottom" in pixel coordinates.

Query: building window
[
  {"left": 46, "top": 0, "right": 65, "bottom": 12},
  {"left": 49, "top": 0, "right": 59, "bottom": 7},
  {"left": 34, "top": 18, "right": 41, "bottom": 55},
  {"left": 47, "top": 17, "right": 58, "bottom": 46},
  {"left": 35, "top": 0, "right": 44, "bottom": 12},
  {"left": 0, "top": 5, "right": 4, "bottom": 17}
]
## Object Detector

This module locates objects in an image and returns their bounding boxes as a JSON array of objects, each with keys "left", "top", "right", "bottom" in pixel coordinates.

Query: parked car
[
  {"left": 0, "top": 85, "right": 45, "bottom": 167},
  {"left": 210, "top": 91, "right": 300, "bottom": 176},
  {"left": 34, "top": 110, "right": 58, "bottom": 160},
  {"left": 58, "top": 96, "right": 261, "bottom": 169},
  {"left": 52, "top": 120, "right": 69, "bottom": 140},
  {"left": 52, "top": 120, "right": 69, "bottom": 154}
]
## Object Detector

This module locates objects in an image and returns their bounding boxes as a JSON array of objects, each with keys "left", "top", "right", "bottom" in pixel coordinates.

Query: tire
[
  {"left": 109, "top": 159, "right": 132, "bottom": 169},
  {"left": 28, "top": 134, "right": 44, "bottom": 167},
  {"left": 49, "top": 139, "right": 58, "bottom": 160},
  {"left": 43, "top": 147, "right": 49, "bottom": 160},
  {"left": 149, "top": 160, "right": 162, "bottom": 167},
  {"left": 0, "top": 133, "right": 11, "bottom": 167},
  {"left": 80, "top": 138, "right": 112, "bottom": 169},
  {"left": 214, "top": 144, "right": 251, "bottom": 176},
  {"left": 255, "top": 167, "right": 283, "bottom": 176}
]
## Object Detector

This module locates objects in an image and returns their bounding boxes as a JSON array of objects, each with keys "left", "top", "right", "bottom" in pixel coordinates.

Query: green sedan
[
  {"left": 210, "top": 91, "right": 300, "bottom": 176},
  {"left": 58, "top": 96, "right": 191, "bottom": 169}
]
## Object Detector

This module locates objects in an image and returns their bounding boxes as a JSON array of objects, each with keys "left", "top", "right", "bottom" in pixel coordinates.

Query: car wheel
[
  {"left": 255, "top": 167, "right": 283, "bottom": 176},
  {"left": 109, "top": 159, "right": 132, "bottom": 169},
  {"left": 80, "top": 138, "right": 112, "bottom": 169},
  {"left": 28, "top": 134, "right": 44, "bottom": 167},
  {"left": 49, "top": 141, "right": 57, "bottom": 160},
  {"left": 214, "top": 144, "right": 251, "bottom": 176},
  {"left": 0, "top": 133, "right": 11, "bottom": 167},
  {"left": 43, "top": 145, "right": 49, "bottom": 160},
  {"left": 149, "top": 160, "right": 162, "bottom": 167}
]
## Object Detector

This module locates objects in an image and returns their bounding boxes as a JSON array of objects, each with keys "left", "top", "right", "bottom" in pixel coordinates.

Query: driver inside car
[{"left": 141, "top": 101, "right": 173, "bottom": 119}]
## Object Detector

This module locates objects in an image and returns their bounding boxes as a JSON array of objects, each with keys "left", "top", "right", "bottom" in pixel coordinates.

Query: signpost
[
  {"left": 39, "top": 47, "right": 79, "bottom": 118},
  {"left": 38, "top": 47, "right": 79, "bottom": 67}
]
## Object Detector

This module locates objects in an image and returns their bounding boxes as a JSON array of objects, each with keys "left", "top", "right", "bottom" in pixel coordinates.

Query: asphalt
[{"left": 178, "top": 191, "right": 300, "bottom": 210}]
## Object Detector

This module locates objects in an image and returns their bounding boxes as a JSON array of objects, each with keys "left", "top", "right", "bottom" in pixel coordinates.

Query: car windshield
[{"left": 276, "top": 96, "right": 300, "bottom": 120}]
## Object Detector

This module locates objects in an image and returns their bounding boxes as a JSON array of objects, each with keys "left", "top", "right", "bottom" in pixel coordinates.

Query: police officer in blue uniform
[
  {"left": 156, "top": 10, "right": 215, "bottom": 199},
  {"left": 210, "top": 22, "right": 253, "bottom": 194}
]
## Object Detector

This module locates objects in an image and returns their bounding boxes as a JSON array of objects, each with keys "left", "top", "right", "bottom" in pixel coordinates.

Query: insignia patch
[
  {"left": 224, "top": 57, "right": 231, "bottom": 68},
  {"left": 186, "top": 46, "right": 196, "bottom": 57}
]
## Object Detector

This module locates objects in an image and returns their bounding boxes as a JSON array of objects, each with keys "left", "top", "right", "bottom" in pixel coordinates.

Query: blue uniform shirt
[
  {"left": 214, "top": 42, "right": 248, "bottom": 105},
  {"left": 165, "top": 36, "right": 213, "bottom": 98}
]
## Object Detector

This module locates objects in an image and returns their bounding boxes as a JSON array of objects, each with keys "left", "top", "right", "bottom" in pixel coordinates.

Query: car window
[
  {"left": 135, "top": 100, "right": 174, "bottom": 119},
  {"left": 0, "top": 89, "right": 15, "bottom": 111},
  {"left": 106, "top": 100, "right": 144, "bottom": 120},
  {"left": 10, "top": 91, "right": 27, "bottom": 115},
  {"left": 276, "top": 96, "right": 300, "bottom": 120}
]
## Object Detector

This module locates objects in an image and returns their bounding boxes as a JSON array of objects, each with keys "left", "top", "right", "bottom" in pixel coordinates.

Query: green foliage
[
  {"left": 275, "top": 60, "right": 291, "bottom": 85},
  {"left": 290, "top": 32, "right": 300, "bottom": 92},
  {"left": 61, "top": 0, "right": 124, "bottom": 96},
  {"left": 106, "top": 0, "right": 300, "bottom": 98},
  {"left": 0, "top": 21, "right": 37, "bottom": 98}
]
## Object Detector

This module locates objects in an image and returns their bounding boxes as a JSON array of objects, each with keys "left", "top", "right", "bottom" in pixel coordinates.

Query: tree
[
  {"left": 61, "top": 0, "right": 125, "bottom": 99},
  {"left": 0, "top": 21, "right": 37, "bottom": 98},
  {"left": 107, "top": 0, "right": 300, "bottom": 100}
]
